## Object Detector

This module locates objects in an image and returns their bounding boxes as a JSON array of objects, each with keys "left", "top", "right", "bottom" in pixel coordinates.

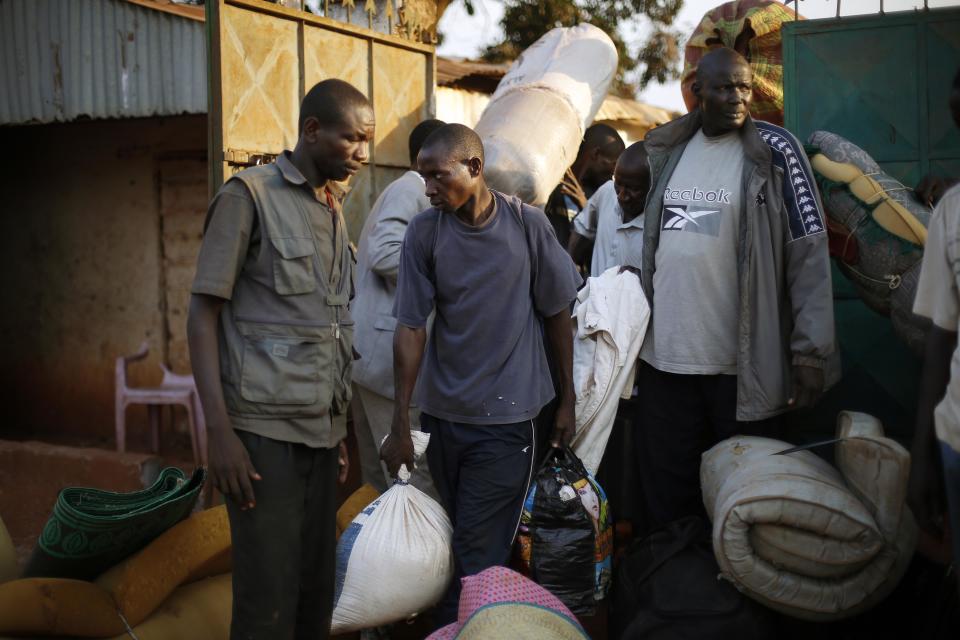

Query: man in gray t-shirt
[
  {"left": 381, "top": 124, "right": 581, "bottom": 626},
  {"left": 635, "top": 48, "right": 835, "bottom": 532}
]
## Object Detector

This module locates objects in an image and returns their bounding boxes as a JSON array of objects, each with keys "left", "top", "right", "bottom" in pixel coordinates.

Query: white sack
[
  {"left": 331, "top": 432, "right": 453, "bottom": 632},
  {"left": 571, "top": 267, "right": 649, "bottom": 475},
  {"left": 476, "top": 24, "right": 617, "bottom": 207},
  {"left": 701, "top": 412, "right": 916, "bottom": 621},
  {"left": 492, "top": 23, "right": 618, "bottom": 126}
]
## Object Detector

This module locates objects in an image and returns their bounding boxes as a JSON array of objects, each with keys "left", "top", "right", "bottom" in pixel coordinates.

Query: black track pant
[{"left": 421, "top": 414, "right": 536, "bottom": 626}]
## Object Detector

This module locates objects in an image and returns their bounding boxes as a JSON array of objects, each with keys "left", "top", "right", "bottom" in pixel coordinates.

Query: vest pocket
[
  {"left": 239, "top": 334, "right": 332, "bottom": 407},
  {"left": 270, "top": 236, "right": 317, "bottom": 295}
]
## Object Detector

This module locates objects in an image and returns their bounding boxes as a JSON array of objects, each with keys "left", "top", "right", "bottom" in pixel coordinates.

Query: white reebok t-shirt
[{"left": 641, "top": 128, "right": 745, "bottom": 375}]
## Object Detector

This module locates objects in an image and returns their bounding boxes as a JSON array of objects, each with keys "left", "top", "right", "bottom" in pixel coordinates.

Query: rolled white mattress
[{"left": 701, "top": 412, "right": 916, "bottom": 620}]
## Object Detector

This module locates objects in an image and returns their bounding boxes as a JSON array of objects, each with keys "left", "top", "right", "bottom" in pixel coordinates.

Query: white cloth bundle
[
  {"left": 331, "top": 432, "right": 453, "bottom": 632},
  {"left": 701, "top": 411, "right": 916, "bottom": 620},
  {"left": 476, "top": 24, "right": 617, "bottom": 207},
  {"left": 570, "top": 267, "right": 649, "bottom": 475}
]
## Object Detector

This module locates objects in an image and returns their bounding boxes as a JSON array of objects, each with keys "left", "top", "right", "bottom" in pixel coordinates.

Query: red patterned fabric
[{"left": 680, "top": 0, "right": 803, "bottom": 125}]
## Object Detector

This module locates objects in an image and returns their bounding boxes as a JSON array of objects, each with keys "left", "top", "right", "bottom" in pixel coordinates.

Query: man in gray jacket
[
  {"left": 636, "top": 48, "right": 838, "bottom": 530},
  {"left": 351, "top": 119, "right": 445, "bottom": 494}
]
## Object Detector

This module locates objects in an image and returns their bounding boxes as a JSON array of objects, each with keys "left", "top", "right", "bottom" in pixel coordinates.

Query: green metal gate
[
  {"left": 783, "top": 7, "right": 960, "bottom": 188},
  {"left": 781, "top": 9, "right": 960, "bottom": 442}
]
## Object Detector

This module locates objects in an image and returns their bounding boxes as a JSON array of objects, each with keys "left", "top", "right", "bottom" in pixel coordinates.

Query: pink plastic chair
[{"left": 115, "top": 342, "right": 207, "bottom": 468}]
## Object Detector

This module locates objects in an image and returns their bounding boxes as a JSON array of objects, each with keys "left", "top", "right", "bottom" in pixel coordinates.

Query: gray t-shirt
[
  {"left": 394, "top": 191, "right": 582, "bottom": 424},
  {"left": 641, "top": 128, "right": 745, "bottom": 375}
]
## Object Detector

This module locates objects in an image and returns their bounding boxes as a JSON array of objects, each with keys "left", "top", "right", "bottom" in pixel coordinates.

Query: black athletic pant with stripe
[{"left": 421, "top": 414, "right": 536, "bottom": 627}]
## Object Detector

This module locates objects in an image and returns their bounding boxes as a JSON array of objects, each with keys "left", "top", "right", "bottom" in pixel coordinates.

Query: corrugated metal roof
[
  {"left": 436, "top": 57, "right": 509, "bottom": 92},
  {"left": 0, "top": 0, "right": 206, "bottom": 125}
]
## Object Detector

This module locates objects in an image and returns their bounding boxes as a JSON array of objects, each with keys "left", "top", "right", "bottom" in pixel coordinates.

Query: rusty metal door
[{"left": 206, "top": 0, "right": 435, "bottom": 239}]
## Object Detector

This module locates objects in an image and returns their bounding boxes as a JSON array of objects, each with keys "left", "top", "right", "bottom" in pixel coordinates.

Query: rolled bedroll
[
  {"left": 806, "top": 130, "right": 931, "bottom": 354},
  {"left": 476, "top": 24, "right": 617, "bottom": 207},
  {"left": 701, "top": 411, "right": 916, "bottom": 621}
]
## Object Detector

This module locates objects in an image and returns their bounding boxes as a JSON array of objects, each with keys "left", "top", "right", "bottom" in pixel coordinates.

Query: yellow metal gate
[{"left": 206, "top": 0, "right": 435, "bottom": 238}]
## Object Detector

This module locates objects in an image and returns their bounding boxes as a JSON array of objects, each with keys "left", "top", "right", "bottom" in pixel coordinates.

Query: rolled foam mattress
[{"left": 701, "top": 411, "right": 916, "bottom": 620}]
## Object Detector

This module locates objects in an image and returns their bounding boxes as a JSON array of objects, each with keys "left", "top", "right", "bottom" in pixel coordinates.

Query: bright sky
[{"left": 437, "top": 0, "right": 960, "bottom": 112}]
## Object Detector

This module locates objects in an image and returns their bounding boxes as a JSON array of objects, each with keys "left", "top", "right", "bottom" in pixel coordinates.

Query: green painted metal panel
[
  {"left": 780, "top": 10, "right": 960, "bottom": 444},
  {"left": 783, "top": 8, "right": 960, "bottom": 186}
]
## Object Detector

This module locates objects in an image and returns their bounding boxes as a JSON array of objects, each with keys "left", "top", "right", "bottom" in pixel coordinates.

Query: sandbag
[
  {"left": 0, "top": 515, "right": 16, "bottom": 585},
  {"left": 336, "top": 483, "right": 380, "bottom": 539},
  {"left": 701, "top": 412, "right": 916, "bottom": 620},
  {"left": 807, "top": 130, "right": 931, "bottom": 353},
  {"left": 107, "top": 574, "right": 232, "bottom": 640},
  {"left": 0, "top": 576, "right": 123, "bottom": 637},
  {"left": 331, "top": 431, "right": 453, "bottom": 632},
  {"left": 96, "top": 505, "right": 232, "bottom": 627},
  {"left": 681, "top": 0, "right": 802, "bottom": 125},
  {"left": 476, "top": 24, "right": 617, "bottom": 207},
  {"left": 23, "top": 466, "right": 205, "bottom": 580},
  {"left": 0, "top": 506, "right": 231, "bottom": 637},
  {"left": 514, "top": 446, "right": 611, "bottom": 615}
]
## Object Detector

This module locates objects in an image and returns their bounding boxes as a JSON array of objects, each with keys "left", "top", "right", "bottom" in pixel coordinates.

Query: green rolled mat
[{"left": 22, "top": 466, "right": 205, "bottom": 580}]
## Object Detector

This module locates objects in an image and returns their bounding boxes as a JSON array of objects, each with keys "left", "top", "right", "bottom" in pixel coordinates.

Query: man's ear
[
  {"left": 301, "top": 116, "right": 321, "bottom": 144},
  {"left": 467, "top": 156, "right": 483, "bottom": 177},
  {"left": 692, "top": 80, "right": 702, "bottom": 99}
]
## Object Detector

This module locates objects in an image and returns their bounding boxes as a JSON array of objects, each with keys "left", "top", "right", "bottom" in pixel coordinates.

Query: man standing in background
[
  {"left": 351, "top": 118, "right": 445, "bottom": 496},
  {"left": 545, "top": 123, "right": 625, "bottom": 249}
]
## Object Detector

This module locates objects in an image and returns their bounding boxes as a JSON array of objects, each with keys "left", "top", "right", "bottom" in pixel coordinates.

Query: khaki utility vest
[{"left": 217, "top": 163, "right": 354, "bottom": 428}]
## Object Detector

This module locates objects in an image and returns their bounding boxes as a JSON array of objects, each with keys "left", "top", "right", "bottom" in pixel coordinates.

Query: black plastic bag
[{"left": 516, "top": 446, "right": 601, "bottom": 615}]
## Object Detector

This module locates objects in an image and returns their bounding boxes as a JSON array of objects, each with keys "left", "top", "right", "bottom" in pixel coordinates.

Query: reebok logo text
[{"left": 663, "top": 187, "right": 732, "bottom": 204}]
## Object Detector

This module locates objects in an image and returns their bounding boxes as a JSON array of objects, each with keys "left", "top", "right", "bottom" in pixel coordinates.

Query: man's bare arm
[
  {"left": 909, "top": 325, "right": 955, "bottom": 533},
  {"left": 543, "top": 308, "right": 575, "bottom": 447},
  {"left": 187, "top": 294, "right": 260, "bottom": 509},
  {"left": 380, "top": 325, "right": 427, "bottom": 475},
  {"left": 567, "top": 231, "right": 594, "bottom": 269}
]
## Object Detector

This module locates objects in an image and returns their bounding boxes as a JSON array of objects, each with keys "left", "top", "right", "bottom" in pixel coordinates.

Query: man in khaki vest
[{"left": 187, "top": 79, "right": 373, "bottom": 640}]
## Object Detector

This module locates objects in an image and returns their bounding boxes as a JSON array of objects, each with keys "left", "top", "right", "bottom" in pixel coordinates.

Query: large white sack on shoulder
[
  {"left": 331, "top": 432, "right": 453, "bottom": 633},
  {"left": 493, "top": 23, "right": 618, "bottom": 125},
  {"left": 477, "top": 87, "right": 582, "bottom": 206}
]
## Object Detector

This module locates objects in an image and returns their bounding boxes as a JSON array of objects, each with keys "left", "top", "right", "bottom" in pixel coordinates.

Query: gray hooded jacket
[{"left": 641, "top": 111, "right": 839, "bottom": 421}]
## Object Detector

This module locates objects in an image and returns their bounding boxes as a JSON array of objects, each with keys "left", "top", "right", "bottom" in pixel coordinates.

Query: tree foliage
[{"left": 476, "top": 0, "right": 685, "bottom": 96}]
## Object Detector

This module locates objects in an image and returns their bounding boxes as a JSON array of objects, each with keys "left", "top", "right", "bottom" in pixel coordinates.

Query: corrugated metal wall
[{"left": 0, "top": 0, "right": 206, "bottom": 124}]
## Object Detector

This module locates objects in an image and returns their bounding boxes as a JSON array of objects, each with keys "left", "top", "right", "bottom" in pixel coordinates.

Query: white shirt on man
[{"left": 571, "top": 179, "right": 644, "bottom": 277}]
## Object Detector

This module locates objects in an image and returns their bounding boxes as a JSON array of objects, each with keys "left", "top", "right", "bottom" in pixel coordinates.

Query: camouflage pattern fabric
[{"left": 681, "top": 0, "right": 802, "bottom": 126}]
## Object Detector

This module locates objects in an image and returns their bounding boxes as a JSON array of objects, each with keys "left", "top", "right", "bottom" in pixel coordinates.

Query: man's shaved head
[
  {"left": 614, "top": 141, "right": 650, "bottom": 220},
  {"left": 409, "top": 119, "right": 446, "bottom": 165},
  {"left": 575, "top": 123, "right": 625, "bottom": 196},
  {"left": 583, "top": 123, "right": 624, "bottom": 152},
  {"left": 617, "top": 140, "right": 648, "bottom": 171},
  {"left": 298, "top": 78, "right": 372, "bottom": 133},
  {"left": 694, "top": 47, "right": 753, "bottom": 136},
  {"left": 695, "top": 47, "right": 751, "bottom": 87},
  {"left": 420, "top": 123, "right": 485, "bottom": 163}
]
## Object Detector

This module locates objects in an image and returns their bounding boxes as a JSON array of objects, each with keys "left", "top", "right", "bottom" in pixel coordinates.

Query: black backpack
[{"left": 611, "top": 516, "right": 776, "bottom": 640}]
